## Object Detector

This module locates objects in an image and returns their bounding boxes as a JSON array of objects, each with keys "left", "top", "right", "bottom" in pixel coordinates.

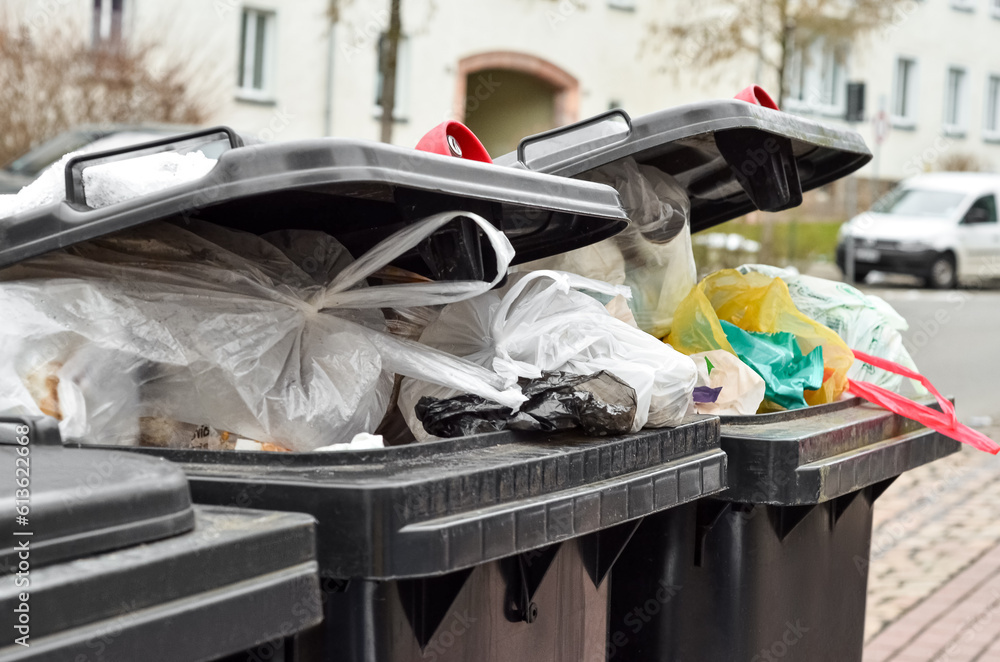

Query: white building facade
[{"left": 8, "top": 0, "right": 1000, "bottom": 181}]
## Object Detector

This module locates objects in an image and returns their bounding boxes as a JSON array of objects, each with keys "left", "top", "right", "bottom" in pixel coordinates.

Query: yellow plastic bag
[{"left": 666, "top": 269, "right": 854, "bottom": 406}]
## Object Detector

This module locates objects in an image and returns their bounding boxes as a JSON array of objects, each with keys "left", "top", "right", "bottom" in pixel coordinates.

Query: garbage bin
[
  {"left": 0, "top": 130, "right": 729, "bottom": 661},
  {"left": 500, "top": 102, "right": 962, "bottom": 661},
  {"left": 608, "top": 400, "right": 959, "bottom": 661},
  {"left": 0, "top": 417, "right": 322, "bottom": 662}
]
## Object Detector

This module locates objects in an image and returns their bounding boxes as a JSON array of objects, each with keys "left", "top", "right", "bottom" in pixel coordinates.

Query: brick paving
[{"left": 863, "top": 429, "right": 1000, "bottom": 661}]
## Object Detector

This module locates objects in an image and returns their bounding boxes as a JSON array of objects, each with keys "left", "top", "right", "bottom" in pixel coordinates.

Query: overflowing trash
[
  {"left": 1, "top": 111, "right": 995, "bottom": 457},
  {"left": 738, "top": 264, "right": 926, "bottom": 394},
  {"left": 415, "top": 370, "right": 637, "bottom": 438},
  {"left": 667, "top": 269, "right": 854, "bottom": 408},
  {"left": 398, "top": 269, "right": 697, "bottom": 441},
  {"left": 518, "top": 157, "right": 697, "bottom": 339},
  {"left": 0, "top": 212, "right": 527, "bottom": 451}
]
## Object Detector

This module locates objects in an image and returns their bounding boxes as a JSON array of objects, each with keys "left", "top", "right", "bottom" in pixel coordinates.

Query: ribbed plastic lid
[
  {"left": 0, "top": 127, "right": 628, "bottom": 273},
  {"left": 497, "top": 101, "right": 872, "bottom": 232},
  {"left": 0, "top": 443, "right": 194, "bottom": 569}
]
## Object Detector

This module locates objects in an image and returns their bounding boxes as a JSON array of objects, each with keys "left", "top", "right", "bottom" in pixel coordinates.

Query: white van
[{"left": 836, "top": 172, "right": 1000, "bottom": 288}]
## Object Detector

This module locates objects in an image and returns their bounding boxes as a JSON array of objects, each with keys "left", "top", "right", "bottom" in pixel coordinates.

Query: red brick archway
[{"left": 454, "top": 51, "right": 580, "bottom": 126}]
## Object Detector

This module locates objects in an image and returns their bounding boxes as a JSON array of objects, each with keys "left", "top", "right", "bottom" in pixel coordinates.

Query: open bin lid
[
  {"left": 0, "top": 418, "right": 195, "bottom": 569},
  {"left": 0, "top": 126, "right": 628, "bottom": 275},
  {"left": 496, "top": 100, "right": 872, "bottom": 232}
]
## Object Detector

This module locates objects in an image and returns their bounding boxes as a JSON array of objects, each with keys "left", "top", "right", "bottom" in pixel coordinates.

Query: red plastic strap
[{"left": 848, "top": 350, "right": 999, "bottom": 454}]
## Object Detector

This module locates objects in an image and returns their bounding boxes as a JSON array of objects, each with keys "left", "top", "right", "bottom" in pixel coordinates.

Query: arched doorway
[{"left": 455, "top": 52, "right": 579, "bottom": 158}]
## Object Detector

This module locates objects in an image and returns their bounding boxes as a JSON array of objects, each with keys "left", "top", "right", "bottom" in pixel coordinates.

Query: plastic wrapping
[
  {"left": 738, "top": 264, "right": 926, "bottom": 395},
  {"left": 0, "top": 212, "right": 525, "bottom": 450},
  {"left": 721, "top": 321, "right": 825, "bottom": 411},
  {"left": 689, "top": 350, "right": 766, "bottom": 416},
  {"left": 666, "top": 269, "right": 854, "bottom": 407},
  {"left": 416, "top": 371, "right": 638, "bottom": 438},
  {"left": 517, "top": 158, "right": 697, "bottom": 339},
  {"left": 399, "top": 269, "right": 697, "bottom": 442}
]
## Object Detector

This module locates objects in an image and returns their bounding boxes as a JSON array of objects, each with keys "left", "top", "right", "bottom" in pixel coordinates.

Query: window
[
  {"left": 892, "top": 57, "right": 918, "bottom": 126},
  {"left": 374, "top": 34, "right": 411, "bottom": 121},
  {"left": 786, "top": 38, "right": 848, "bottom": 116},
  {"left": 963, "top": 195, "right": 998, "bottom": 224},
  {"left": 238, "top": 9, "right": 276, "bottom": 99},
  {"left": 944, "top": 67, "right": 969, "bottom": 134},
  {"left": 92, "top": 0, "right": 124, "bottom": 47},
  {"left": 985, "top": 75, "right": 1000, "bottom": 138}
]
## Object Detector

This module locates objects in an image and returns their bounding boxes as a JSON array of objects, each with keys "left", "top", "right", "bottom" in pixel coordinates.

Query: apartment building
[{"left": 8, "top": 0, "right": 1000, "bottom": 182}]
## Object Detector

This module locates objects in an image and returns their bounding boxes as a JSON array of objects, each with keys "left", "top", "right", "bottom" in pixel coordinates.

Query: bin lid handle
[
  {"left": 515, "top": 108, "right": 633, "bottom": 170},
  {"left": 64, "top": 126, "right": 243, "bottom": 210}
]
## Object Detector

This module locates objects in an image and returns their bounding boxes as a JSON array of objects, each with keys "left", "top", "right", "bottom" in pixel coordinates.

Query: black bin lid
[
  {"left": 496, "top": 101, "right": 873, "bottom": 232},
  {"left": 0, "top": 419, "right": 195, "bottom": 570},
  {"left": 0, "top": 127, "right": 627, "bottom": 275}
]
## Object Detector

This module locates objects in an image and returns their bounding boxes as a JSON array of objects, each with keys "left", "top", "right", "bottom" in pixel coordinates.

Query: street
[
  {"left": 863, "top": 285, "right": 1000, "bottom": 425},
  {"left": 859, "top": 283, "right": 1000, "bottom": 660}
]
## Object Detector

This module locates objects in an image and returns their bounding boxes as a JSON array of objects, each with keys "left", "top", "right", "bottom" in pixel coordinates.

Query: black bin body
[
  {"left": 147, "top": 417, "right": 726, "bottom": 661},
  {"left": 0, "top": 420, "right": 322, "bottom": 662},
  {"left": 608, "top": 398, "right": 960, "bottom": 661}
]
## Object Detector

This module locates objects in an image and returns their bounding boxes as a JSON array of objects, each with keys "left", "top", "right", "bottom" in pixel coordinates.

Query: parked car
[
  {"left": 0, "top": 124, "right": 200, "bottom": 194},
  {"left": 836, "top": 172, "right": 1000, "bottom": 288}
]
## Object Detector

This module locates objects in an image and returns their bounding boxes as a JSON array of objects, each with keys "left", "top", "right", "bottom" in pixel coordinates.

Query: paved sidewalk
[{"left": 863, "top": 429, "right": 1000, "bottom": 661}]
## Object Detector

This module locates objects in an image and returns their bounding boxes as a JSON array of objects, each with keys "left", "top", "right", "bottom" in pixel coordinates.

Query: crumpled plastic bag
[
  {"left": 737, "top": 264, "right": 926, "bottom": 395},
  {"left": 0, "top": 211, "right": 526, "bottom": 450},
  {"left": 666, "top": 269, "right": 854, "bottom": 406},
  {"left": 720, "top": 322, "right": 825, "bottom": 410},
  {"left": 516, "top": 157, "right": 697, "bottom": 339},
  {"left": 416, "top": 371, "right": 638, "bottom": 438},
  {"left": 399, "top": 270, "right": 697, "bottom": 441},
  {"left": 689, "top": 349, "right": 766, "bottom": 416}
]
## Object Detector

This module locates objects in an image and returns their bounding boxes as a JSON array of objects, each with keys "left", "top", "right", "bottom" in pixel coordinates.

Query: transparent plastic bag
[
  {"left": 516, "top": 157, "right": 697, "bottom": 339},
  {"left": 399, "top": 270, "right": 697, "bottom": 441},
  {"left": 737, "top": 264, "right": 927, "bottom": 395},
  {"left": 0, "top": 211, "right": 525, "bottom": 450}
]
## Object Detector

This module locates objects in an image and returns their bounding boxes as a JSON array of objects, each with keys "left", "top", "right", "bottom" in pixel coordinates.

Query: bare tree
[
  {"left": 378, "top": 0, "right": 402, "bottom": 143},
  {"left": 0, "top": 19, "right": 215, "bottom": 168},
  {"left": 648, "top": 0, "right": 907, "bottom": 107},
  {"left": 938, "top": 152, "right": 988, "bottom": 173}
]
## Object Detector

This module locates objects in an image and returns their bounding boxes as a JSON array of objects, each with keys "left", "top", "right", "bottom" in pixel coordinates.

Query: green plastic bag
[{"left": 720, "top": 321, "right": 825, "bottom": 411}]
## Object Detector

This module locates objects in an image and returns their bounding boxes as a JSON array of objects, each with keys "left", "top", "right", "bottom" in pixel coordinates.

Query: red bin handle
[{"left": 415, "top": 121, "right": 492, "bottom": 163}]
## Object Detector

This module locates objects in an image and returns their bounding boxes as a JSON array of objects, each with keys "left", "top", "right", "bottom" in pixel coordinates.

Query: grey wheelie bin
[
  {"left": 0, "top": 128, "right": 730, "bottom": 661},
  {"left": 500, "top": 101, "right": 962, "bottom": 661},
  {"left": 0, "top": 417, "right": 322, "bottom": 662}
]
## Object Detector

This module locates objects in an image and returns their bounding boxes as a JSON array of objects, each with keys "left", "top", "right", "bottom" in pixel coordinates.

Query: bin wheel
[{"left": 927, "top": 254, "right": 957, "bottom": 289}]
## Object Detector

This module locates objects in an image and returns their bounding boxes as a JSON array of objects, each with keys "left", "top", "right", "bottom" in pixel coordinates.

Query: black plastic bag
[{"left": 415, "top": 371, "right": 637, "bottom": 438}]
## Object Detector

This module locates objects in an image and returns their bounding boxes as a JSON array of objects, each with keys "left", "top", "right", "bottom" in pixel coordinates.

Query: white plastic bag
[
  {"left": 689, "top": 350, "right": 766, "bottom": 416},
  {"left": 737, "top": 264, "right": 926, "bottom": 395},
  {"left": 0, "top": 211, "right": 525, "bottom": 450},
  {"left": 516, "top": 157, "right": 697, "bottom": 339},
  {"left": 399, "top": 270, "right": 697, "bottom": 441}
]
